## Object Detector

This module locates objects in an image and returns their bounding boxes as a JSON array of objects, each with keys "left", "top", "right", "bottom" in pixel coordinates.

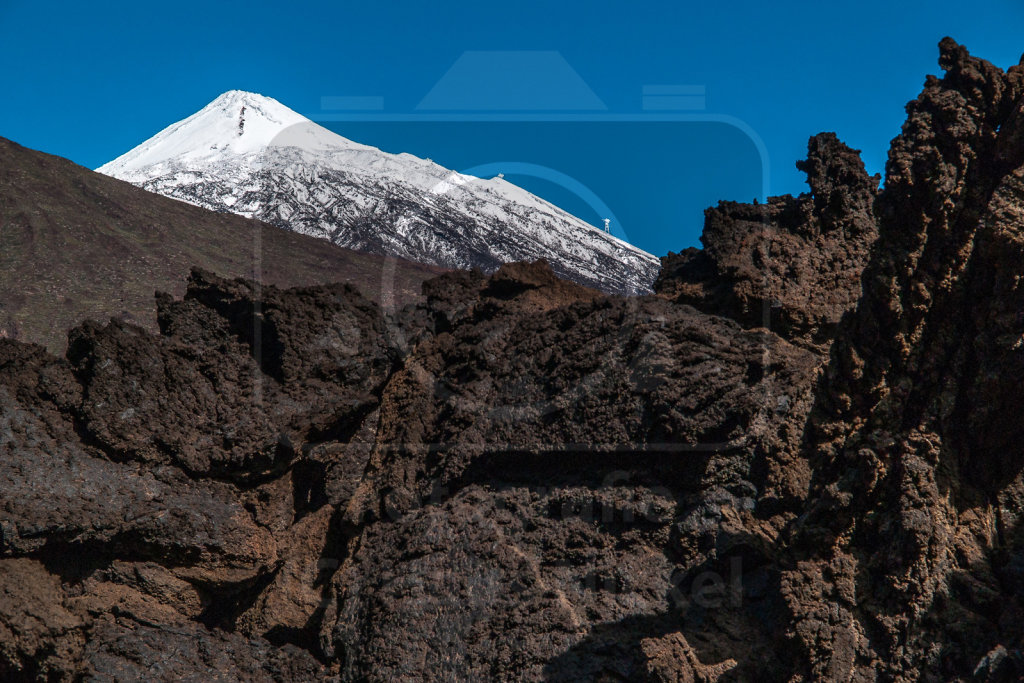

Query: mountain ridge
[{"left": 97, "top": 90, "right": 661, "bottom": 296}]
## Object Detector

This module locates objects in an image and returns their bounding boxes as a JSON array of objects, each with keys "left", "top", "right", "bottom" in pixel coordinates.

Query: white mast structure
[{"left": 603, "top": 219, "right": 610, "bottom": 233}]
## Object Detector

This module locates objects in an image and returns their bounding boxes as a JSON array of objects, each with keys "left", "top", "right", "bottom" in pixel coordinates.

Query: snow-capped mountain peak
[
  {"left": 99, "top": 90, "right": 352, "bottom": 175},
  {"left": 98, "top": 91, "right": 661, "bottom": 295}
]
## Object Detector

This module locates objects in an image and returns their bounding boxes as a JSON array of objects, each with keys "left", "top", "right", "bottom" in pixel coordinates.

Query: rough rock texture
[
  {"left": 63, "top": 269, "right": 395, "bottom": 482},
  {"left": 327, "top": 262, "right": 818, "bottom": 681},
  {"left": 0, "top": 271, "right": 391, "bottom": 680},
  {"left": 3, "top": 37, "right": 1024, "bottom": 683},
  {"left": 0, "top": 256, "right": 820, "bottom": 681},
  {"left": 779, "top": 38, "right": 1024, "bottom": 680},
  {"left": 655, "top": 132, "right": 879, "bottom": 349}
]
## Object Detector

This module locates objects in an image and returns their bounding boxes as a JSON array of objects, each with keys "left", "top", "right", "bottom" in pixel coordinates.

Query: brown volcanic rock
[
  {"left": 81, "top": 616, "right": 327, "bottom": 682},
  {"left": 656, "top": 132, "right": 879, "bottom": 348},
  {"left": 0, "top": 398, "right": 279, "bottom": 584},
  {"left": 178, "top": 268, "right": 397, "bottom": 435},
  {"left": 0, "top": 256, "right": 823, "bottom": 680},
  {"left": 69, "top": 560, "right": 207, "bottom": 626},
  {"left": 782, "top": 38, "right": 1024, "bottom": 679},
  {"left": 328, "top": 485, "right": 679, "bottom": 681},
  {"left": 328, "top": 479, "right": 771, "bottom": 681},
  {"left": 327, "top": 260, "right": 820, "bottom": 680},
  {"left": 6, "top": 36, "right": 1024, "bottom": 683},
  {"left": 346, "top": 261, "right": 818, "bottom": 526},
  {"left": 0, "top": 341, "right": 277, "bottom": 582},
  {"left": 0, "top": 555, "right": 326, "bottom": 682},
  {"left": 323, "top": 40, "right": 1024, "bottom": 681},
  {"left": 66, "top": 317, "right": 283, "bottom": 479},
  {"left": 0, "top": 271, "right": 398, "bottom": 678},
  {"left": 64, "top": 269, "right": 395, "bottom": 481},
  {"left": 0, "top": 559, "right": 85, "bottom": 680}
]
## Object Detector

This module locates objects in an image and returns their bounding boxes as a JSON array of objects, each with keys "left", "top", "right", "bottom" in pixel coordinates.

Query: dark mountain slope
[{"left": 0, "top": 136, "right": 445, "bottom": 352}]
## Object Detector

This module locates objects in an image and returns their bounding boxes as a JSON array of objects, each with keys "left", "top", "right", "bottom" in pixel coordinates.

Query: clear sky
[{"left": 2, "top": 1, "right": 1022, "bottom": 256}]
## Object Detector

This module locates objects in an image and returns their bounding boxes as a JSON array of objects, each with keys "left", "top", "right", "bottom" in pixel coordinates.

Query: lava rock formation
[{"left": 2, "top": 38, "right": 1024, "bottom": 682}]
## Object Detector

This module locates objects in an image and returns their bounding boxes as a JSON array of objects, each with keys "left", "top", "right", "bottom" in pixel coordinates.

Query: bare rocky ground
[{"left": 2, "top": 38, "right": 1024, "bottom": 681}]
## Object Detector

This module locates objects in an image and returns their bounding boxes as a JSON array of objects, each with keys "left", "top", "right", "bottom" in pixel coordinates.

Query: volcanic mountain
[{"left": 96, "top": 90, "right": 660, "bottom": 295}]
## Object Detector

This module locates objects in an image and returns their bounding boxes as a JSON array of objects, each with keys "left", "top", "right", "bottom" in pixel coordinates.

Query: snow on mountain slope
[{"left": 98, "top": 91, "right": 661, "bottom": 295}]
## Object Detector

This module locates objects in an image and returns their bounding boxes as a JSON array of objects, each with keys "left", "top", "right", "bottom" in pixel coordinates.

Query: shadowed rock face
[
  {"left": 3, "top": 37, "right": 1024, "bottom": 682},
  {"left": 781, "top": 38, "right": 1024, "bottom": 680},
  {"left": 325, "top": 263, "right": 819, "bottom": 681},
  {"left": 0, "top": 257, "right": 820, "bottom": 681}
]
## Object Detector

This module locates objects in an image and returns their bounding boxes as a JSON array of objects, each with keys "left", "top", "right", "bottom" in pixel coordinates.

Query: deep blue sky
[{"left": 2, "top": 1, "right": 1023, "bottom": 256}]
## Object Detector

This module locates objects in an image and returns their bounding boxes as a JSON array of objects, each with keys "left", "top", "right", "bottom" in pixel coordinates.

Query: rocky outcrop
[
  {"left": 655, "top": 132, "right": 879, "bottom": 349},
  {"left": 779, "top": 37, "right": 1024, "bottom": 680},
  {"left": 3, "top": 37, "right": 1024, "bottom": 683},
  {"left": 0, "top": 135, "right": 445, "bottom": 355},
  {"left": 0, "top": 255, "right": 822, "bottom": 680},
  {"left": 326, "top": 260, "right": 818, "bottom": 680},
  {"left": 0, "top": 271, "right": 395, "bottom": 680},
  {"left": 63, "top": 269, "right": 396, "bottom": 482}
]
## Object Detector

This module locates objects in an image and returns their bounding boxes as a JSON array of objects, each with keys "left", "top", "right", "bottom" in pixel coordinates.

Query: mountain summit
[
  {"left": 98, "top": 91, "right": 660, "bottom": 295},
  {"left": 97, "top": 91, "right": 361, "bottom": 172}
]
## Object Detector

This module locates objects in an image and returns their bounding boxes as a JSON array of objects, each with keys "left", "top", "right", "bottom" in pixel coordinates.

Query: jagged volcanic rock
[
  {"left": 0, "top": 256, "right": 821, "bottom": 680},
  {"left": 0, "top": 273, "right": 399, "bottom": 680},
  {"left": 3, "top": 36, "right": 1024, "bottom": 683},
  {"left": 655, "top": 132, "right": 879, "bottom": 349},
  {"left": 324, "top": 261, "right": 819, "bottom": 681},
  {"left": 780, "top": 37, "right": 1024, "bottom": 680}
]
